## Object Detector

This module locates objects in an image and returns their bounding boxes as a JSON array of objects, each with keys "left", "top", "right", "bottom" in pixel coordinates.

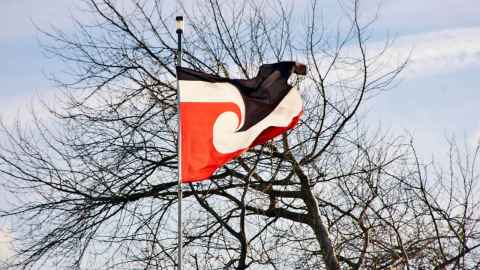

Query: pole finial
[{"left": 176, "top": 16, "right": 184, "bottom": 34}]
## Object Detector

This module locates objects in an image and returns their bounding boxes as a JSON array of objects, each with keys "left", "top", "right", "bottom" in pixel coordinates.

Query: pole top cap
[{"left": 176, "top": 16, "right": 184, "bottom": 33}]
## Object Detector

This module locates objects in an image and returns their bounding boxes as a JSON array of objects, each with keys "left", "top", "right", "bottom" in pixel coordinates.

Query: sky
[
  {"left": 1, "top": 0, "right": 480, "bottom": 261},
  {"left": 364, "top": 0, "right": 480, "bottom": 148}
]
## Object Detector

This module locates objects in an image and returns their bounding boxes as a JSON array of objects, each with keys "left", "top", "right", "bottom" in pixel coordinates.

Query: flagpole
[{"left": 175, "top": 15, "right": 184, "bottom": 270}]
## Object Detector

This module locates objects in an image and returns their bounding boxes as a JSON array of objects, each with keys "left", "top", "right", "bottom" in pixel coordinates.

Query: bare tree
[{"left": 0, "top": 0, "right": 479, "bottom": 269}]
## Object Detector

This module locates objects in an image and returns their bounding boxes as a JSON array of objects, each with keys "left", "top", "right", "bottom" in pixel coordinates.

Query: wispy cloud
[
  {"left": 328, "top": 26, "right": 480, "bottom": 82},
  {"left": 388, "top": 26, "right": 480, "bottom": 78}
]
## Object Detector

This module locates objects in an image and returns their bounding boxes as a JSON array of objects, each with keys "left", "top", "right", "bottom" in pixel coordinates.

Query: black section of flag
[{"left": 177, "top": 62, "right": 301, "bottom": 131}]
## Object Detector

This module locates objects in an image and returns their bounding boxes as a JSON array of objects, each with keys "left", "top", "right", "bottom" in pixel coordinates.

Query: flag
[{"left": 178, "top": 61, "right": 305, "bottom": 182}]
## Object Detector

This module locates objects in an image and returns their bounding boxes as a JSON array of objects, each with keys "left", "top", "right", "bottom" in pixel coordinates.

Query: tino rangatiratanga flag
[{"left": 177, "top": 61, "right": 306, "bottom": 182}]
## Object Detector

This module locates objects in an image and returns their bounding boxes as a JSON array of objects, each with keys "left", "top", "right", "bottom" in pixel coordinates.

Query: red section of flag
[
  {"left": 180, "top": 102, "right": 243, "bottom": 182},
  {"left": 180, "top": 102, "right": 301, "bottom": 183}
]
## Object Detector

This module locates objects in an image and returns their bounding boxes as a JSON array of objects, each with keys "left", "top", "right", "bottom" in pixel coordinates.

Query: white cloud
[
  {"left": 389, "top": 26, "right": 480, "bottom": 78},
  {"left": 327, "top": 26, "right": 480, "bottom": 82}
]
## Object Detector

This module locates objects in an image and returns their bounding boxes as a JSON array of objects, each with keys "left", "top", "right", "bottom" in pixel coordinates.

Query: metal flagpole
[{"left": 175, "top": 15, "right": 184, "bottom": 270}]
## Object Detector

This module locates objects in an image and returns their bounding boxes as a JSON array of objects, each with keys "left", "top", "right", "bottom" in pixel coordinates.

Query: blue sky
[{"left": 1, "top": 0, "right": 480, "bottom": 259}]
